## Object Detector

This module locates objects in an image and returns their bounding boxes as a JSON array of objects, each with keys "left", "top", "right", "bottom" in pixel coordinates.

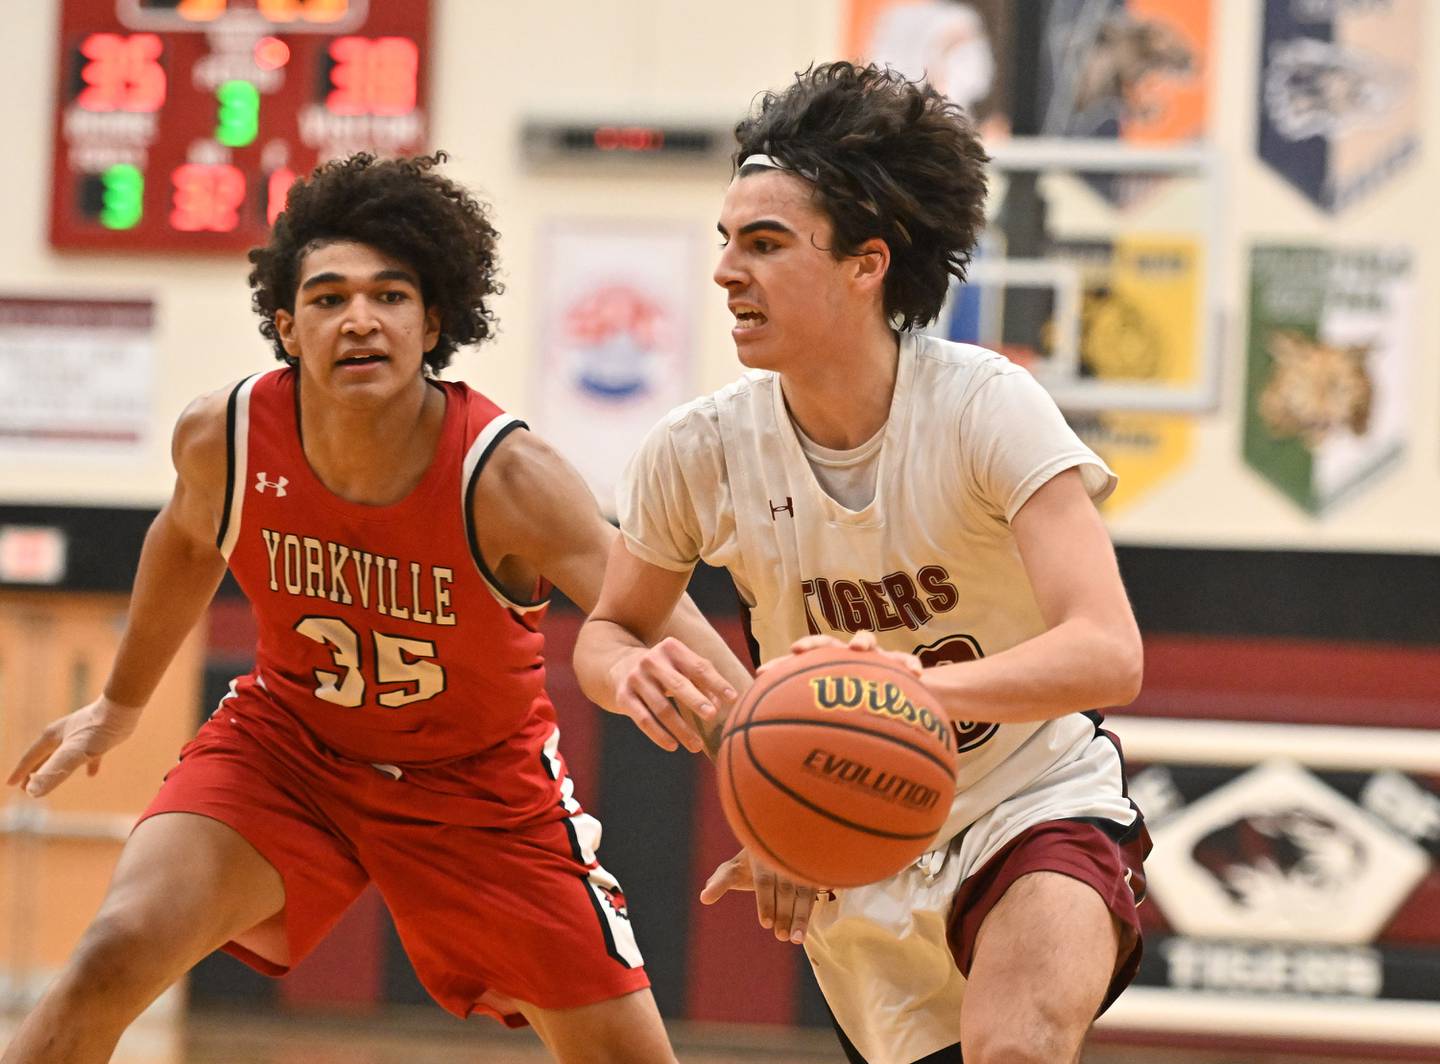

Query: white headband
[{"left": 739, "top": 153, "right": 818, "bottom": 181}]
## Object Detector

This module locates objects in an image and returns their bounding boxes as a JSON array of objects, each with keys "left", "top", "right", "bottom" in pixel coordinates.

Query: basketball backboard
[{"left": 932, "top": 138, "right": 1223, "bottom": 414}]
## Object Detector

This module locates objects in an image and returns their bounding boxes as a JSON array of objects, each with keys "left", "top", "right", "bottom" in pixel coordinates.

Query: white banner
[
  {"left": 531, "top": 221, "right": 699, "bottom": 516},
  {"left": 0, "top": 296, "right": 154, "bottom": 460}
]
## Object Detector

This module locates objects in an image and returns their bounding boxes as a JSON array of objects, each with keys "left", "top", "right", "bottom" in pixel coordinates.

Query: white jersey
[
  {"left": 621, "top": 333, "right": 1143, "bottom": 1062},
  {"left": 619, "top": 331, "right": 1118, "bottom": 842}
]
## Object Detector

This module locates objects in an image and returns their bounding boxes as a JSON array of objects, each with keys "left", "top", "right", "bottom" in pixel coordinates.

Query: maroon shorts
[
  {"left": 947, "top": 815, "right": 1152, "bottom": 1015},
  {"left": 141, "top": 705, "right": 649, "bottom": 1025}
]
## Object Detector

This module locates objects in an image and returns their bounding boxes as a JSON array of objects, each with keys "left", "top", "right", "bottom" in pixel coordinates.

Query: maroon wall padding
[
  {"left": 1382, "top": 870, "right": 1440, "bottom": 944},
  {"left": 680, "top": 615, "right": 805, "bottom": 1025},
  {"left": 684, "top": 756, "right": 802, "bottom": 1024},
  {"left": 1132, "top": 634, "right": 1440, "bottom": 726},
  {"left": 280, "top": 885, "right": 386, "bottom": 1009}
]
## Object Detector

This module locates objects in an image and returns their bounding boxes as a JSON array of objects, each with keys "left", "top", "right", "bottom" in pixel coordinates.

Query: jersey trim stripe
[
  {"left": 461, "top": 415, "right": 548, "bottom": 613},
  {"left": 581, "top": 870, "right": 644, "bottom": 969},
  {"left": 216, "top": 373, "right": 263, "bottom": 560},
  {"left": 541, "top": 728, "right": 584, "bottom": 817},
  {"left": 538, "top": 730, "right": 644, "bottom": 970}
]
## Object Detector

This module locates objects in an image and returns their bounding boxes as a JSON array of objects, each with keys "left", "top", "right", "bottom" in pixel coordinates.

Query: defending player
[
  {"left": 4, "top": 153, "right": 745, "bottom": 1064},
  {"left": 574, "top": 64, "right": 1152, "bottom": 1064}
]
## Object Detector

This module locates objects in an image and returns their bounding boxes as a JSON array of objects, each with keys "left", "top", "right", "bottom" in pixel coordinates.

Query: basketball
[{"left": 716, "top": 648, "right": 958, "bottom": 888}]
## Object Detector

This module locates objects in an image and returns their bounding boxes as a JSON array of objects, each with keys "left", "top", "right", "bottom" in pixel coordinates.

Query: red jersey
[{"left": 215, "top": 368, "right": 564, "bottom": 818}]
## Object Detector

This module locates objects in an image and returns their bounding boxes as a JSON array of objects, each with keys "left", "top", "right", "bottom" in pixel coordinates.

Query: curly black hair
[
  {"left": 248, "top": 151, "right": 501, "bottom": 374},
  {"left": 733, "top": 62, "right": 989, "bottom": 331}
]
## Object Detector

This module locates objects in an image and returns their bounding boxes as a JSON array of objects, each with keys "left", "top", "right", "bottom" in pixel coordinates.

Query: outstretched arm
[
  {"left": 8, "top": 389, "right": 231, "bottom": 796},
  {"left": 574, "top": 536, "right": 752, "bottom": 757},
  {"left": 576, "top": 527, "right": 821, "bottom": 941},
  {"left": 472, "top": 429, "right": 749, "bottom": 755}
]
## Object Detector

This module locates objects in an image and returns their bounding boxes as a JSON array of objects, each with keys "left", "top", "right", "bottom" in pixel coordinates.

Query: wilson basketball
[{"left": 717, "top": 648, "right": 958, "bottom": 888}]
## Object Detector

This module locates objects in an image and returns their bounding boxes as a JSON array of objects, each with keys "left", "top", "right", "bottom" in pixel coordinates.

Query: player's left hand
[
  {"left": 607, "top": 637, "right": 737, "bottom": 754},
  {"left": 7, "top": 696, "right": 142, "bottom": 797},
  {"left": 763, "top": 630, "right": 923, "bottom": 680},
  {"left": 700, "top": 847, "right": 822, "bottom": 945}
]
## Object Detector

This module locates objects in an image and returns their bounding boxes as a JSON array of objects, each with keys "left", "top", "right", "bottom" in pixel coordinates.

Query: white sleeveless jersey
[{"left": 619, "top": 332, "right": 1118, "bottom": 840}]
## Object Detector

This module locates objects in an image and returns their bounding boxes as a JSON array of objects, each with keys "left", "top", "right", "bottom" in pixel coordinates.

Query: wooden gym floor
[
  {"left": 1, "top": 1007, "right": 1411, "bottom": 1064},
  {"left": 180, "top": 1010, "right": 1426, "bottom": 1064}
]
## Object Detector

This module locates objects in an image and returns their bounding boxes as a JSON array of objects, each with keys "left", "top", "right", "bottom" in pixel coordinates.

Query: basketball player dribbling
[
  {"left": 3, "top": 153, "right": 748, "bottom": 1064},
  {"left": 574, "top": 63, "right": 1153, "bottom": 1064}
]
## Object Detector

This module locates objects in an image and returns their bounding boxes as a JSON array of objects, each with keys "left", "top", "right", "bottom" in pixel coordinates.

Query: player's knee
[
  {"left": 67, "top": 910, "right": 172, "bottom": 1004},
  {"left": 966, "top": 1033, "right": 1076, "bottom": 1064},
  {"left": 965, "top": 1006, "right": 1087, "bottom": 1064}
]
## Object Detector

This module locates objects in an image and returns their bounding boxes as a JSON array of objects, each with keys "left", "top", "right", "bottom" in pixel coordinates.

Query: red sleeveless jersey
[{"left": 216, "top": 368, "right": 561, "bottom": 795}]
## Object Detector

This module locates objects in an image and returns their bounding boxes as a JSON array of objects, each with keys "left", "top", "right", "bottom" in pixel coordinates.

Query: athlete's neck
[
  {"left": 779, "top": 325, "right": 899, "bottom": 450},
  {"left": 296, "top": 374, "right": 445, "bottom": 506}
]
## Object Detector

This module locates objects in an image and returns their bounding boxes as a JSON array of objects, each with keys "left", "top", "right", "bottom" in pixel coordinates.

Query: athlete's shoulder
[
  {"left": 656, "top": 370, "right": 771, "bottom": 437},
  {"left": 909, "top": 333, "right": 1037, "bottom": 413},
  {"left": 441, "top": 376, "right": 498, "bottom": 411},
  {"left": 910, "top": 333, "right": 1021, "bottom": 387},
  {"left": 442, "top": 380, "right": 530, "bottom": 461},
  {"left": 629, "top": 373, "right": 771, "bottom": 484},
  {"left": 170, "top": 375, "right": 265, "bottom": 515},
  {"left": 472, "top": 421, "right": 555, "bottom": 494},
  {"left": 171, "top": 379, "right": 242, "bottom": 474}
]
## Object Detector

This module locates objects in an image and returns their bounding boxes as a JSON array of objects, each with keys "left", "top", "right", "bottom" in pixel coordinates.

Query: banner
[
  {"left": 845, "top": 0, "right": 1014, "bottom": 139},
  {"left": 0, "top": 296, "right": 154, "bottom": 460},
  {"left": 1243, "top": 246, "right": 1411, "bottom": 515},
  {"left": 847, "top": 0, "right": 1209, "bottom": 148},
  {"left": 531, "top": 222, "right": 700, "bottom": 517},
  {"left": 1110, "top": 715, "right": 1440, "bottom": 1046},
  {"left": 1036, "top": 0, "right": 1211, "bottom": 206},
  {"left": 1033, "top": 0, "right": 1210, "bottom": 143},
  {"left": 941, "top": 235, "right": 1202, "bottom": 513},
  {"left": 1258, "top": 0, "right": 1423, "bottom": 212},
  {"left": 1066, "top": 235, "right": 1200, "bottom": 513}
]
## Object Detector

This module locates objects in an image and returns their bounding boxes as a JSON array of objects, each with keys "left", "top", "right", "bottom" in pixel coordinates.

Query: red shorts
[
  {"left": 947, "top": 816, "right": 1151, "bottom": 1015},
  {"left": 141, "top": 702, "right": 649, "bottom": 1024}
]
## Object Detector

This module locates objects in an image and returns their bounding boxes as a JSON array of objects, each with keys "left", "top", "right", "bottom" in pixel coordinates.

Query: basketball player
[
  {"left": 574, "top": 64, "right": 1151, "bottom": 1064},
  {"left": 4, "top": 153, "right": 745, "bottom": 1064}
]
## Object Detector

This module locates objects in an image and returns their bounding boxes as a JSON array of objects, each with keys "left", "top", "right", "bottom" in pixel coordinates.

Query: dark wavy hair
[
  {"left": 248, "top": 151, "right": 501, "bottom": 374},
  {"left": 733, "top": 62, "right": 989, "bottom": 331}
]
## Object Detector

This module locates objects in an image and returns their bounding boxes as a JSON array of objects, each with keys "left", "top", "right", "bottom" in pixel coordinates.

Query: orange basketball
[{"left": 717, "top": 647, "right": 958, "bottom": 888}]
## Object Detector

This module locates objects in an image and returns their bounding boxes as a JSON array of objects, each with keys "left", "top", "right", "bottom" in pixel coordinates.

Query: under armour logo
[
  {"left": 255, "top": 472, "right": 288, "bottom": 497},
  {"left": 769, "top": 496, "right": 794, "bottom": 520}
]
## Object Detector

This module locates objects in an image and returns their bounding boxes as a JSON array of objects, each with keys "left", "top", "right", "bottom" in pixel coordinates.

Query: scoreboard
[{"left": 50, "top": 0, "right": 430, "bottom": 252}]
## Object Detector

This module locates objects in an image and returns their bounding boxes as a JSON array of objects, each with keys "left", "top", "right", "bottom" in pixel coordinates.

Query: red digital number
[
  {"left": 258, "top": 0, "right": 347, "bottom": 22},
  {"left": 266, "top": 167, "right": 297, "bottom": 225},
  {"left": 327, "top": 36, "right": 418, "bottom": 116},
  {"left": 594, "top": 126, "right": 665, "bottom": 151},
  {"left": 170, "top": 164, "right": 246, "bottom": 232},
  {"left": 76, "top": 33, "right": 166, "bottom": 113},
  {"left": 176, "top": 0, "right": 227, "bottom": 21}
]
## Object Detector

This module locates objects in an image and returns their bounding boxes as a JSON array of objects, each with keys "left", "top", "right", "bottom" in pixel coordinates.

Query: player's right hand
[
  {"left": 700, "top": 847, "right": 820, "bottom": 945},
  {"left": 6, "top": 696, "right": 143, "bottom": 797},
  {"left": 608, "top": 637, "right": 737, "bottom": 754}
]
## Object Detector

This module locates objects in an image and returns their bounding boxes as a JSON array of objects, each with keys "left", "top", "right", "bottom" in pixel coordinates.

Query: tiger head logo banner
[{"left": 1258, "top": 0, "right": 1423, "bottom": 212}]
